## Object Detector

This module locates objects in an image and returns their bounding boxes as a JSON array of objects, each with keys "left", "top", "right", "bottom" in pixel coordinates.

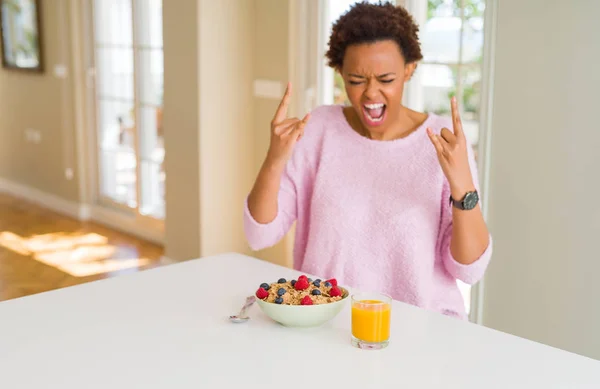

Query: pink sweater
[{"left": 244, "top": 105, "right": 493, "bottom": 319}]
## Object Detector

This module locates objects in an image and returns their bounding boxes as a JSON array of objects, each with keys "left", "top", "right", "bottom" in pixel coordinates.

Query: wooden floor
[{"left": 0, "top": 193, "right": 165, "bottom": 302}]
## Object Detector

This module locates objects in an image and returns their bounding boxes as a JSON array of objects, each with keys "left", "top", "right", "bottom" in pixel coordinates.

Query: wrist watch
[{"left": 450, "top": 190, "right": 479, "bottom": 210}]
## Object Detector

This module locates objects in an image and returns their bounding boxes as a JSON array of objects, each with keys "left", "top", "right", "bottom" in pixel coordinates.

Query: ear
[{"left": 404, "top": 62, "right": 417, "bottom": 81}]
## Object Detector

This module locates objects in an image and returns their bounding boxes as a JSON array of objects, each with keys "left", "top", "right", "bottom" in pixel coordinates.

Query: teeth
[{"left": 364, "top": 103, "right": 385, "bottom": 109}]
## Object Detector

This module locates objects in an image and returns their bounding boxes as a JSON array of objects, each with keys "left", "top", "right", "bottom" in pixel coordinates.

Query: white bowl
[{"left": 255, "top": 287, "right": 349, "bottom": 327}]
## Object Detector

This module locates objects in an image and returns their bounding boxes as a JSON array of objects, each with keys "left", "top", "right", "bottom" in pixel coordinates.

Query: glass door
[
  {"left": 91, "top": 0, "right": 165, "bottom": 220},
  {"left": 405, "top": 0, "right": 487, "bottom": 316},
  {"left": 315, "top": 0, "right": 488, "bottom": 318}
]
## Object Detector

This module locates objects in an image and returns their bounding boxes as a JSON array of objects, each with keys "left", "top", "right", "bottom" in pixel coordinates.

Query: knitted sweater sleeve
[
  {"left": 243, "top": 164, "right": 298, "bottom": 251},
  {"left": 243, "top": 116, "right": 318, "bottom": 252}
]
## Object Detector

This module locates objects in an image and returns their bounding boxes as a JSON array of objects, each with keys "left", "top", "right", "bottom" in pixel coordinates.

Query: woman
[{"left": 244, "top": 2, "right": 492, "bottom": 320}]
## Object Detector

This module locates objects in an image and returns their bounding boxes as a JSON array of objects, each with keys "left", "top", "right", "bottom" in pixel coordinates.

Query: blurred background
[{"left": 0, "top": 0, "right": 598, "bottom": 361}]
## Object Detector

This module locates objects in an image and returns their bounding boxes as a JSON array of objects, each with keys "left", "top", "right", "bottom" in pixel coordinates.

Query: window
[
  {"left": 315, "top": 0, "right": 489, "bottom": 317},
  {"left": 92, "top": 0, "right": 165, "bottom": 220},
  {"left": 405, "top": 0, "right": 486, "bottom": 160},
  {"left": 404, "top": 0, "right": 487, "bottom": 315},
  {"left": 321, "top": 0, "right": 486, "bottom": 163}
]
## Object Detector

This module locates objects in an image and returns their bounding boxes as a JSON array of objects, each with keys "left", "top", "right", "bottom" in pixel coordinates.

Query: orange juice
[{"left": 351, "top": 299, "right": 391, "bottom": 343}]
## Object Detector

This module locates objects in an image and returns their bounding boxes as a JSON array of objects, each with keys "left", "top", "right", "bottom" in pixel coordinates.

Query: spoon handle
[{"left": 239, "top": 295, "right": 256, "bottom": 317}]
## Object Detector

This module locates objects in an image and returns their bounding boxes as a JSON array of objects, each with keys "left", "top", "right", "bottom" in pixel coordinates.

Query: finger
[
  {"left": 427, "top": 128, "right": 447, "bottom": 157},
  {"left": 450, "top": 96, "right": 465, "bottom": 140},
  {"left": 282, "top": 112, "right": 310, "bottom": 137},
  {"left": 278, "top": 121, "right": 300, "bottom": 137},
  {"left": 273, "top": 82, "right": 292, "bottom": 124},
  {"left": 293, "top": 113, "right": 310, "bottom": 140},
  {"left": 440, "top": 127, "right": 456, "bottom": 146},
  {"left": 273, "top": 118, "right": 299, "bottom": 135},
  {"left": 436, "top": 135, "right": 450, "bottom": 157},
  {"left": 291, "top": 123, "right": 304, "bottom": 141},
  {"left": 283, "top": 117, "right": 307, "bottom": 138},
  {"left": 300, "top": 112, "right": 311, "bottom": 125}
]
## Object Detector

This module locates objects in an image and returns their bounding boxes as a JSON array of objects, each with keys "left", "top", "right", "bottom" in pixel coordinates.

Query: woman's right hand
[{"left": 266, "top": 82, "right": 310, "bottom": 168}]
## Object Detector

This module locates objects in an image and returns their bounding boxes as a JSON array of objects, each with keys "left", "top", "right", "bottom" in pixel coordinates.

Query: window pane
[
  {"left": 98, "top": 100, "right": 135, "bottom": 151},
  {"left": 139, "top": 49, "right": 163, "bottom": 106},
  {"left": 460, "top": 0, "right": 486, "bottom": 63},
  {"left": 333, "top": 71, "right": 349, "bottom": 105},
  {"left": 458, "top": 64, "right": 482, "bottom": 151},
  {"left": 96, "top": 47, "right": 134, "bottom": 101},
  {"left": 94, "top": 0, "right": 132, "bottom": 46},
  {"left": 419, "top": 63, "right": 456, "bottom": 115},
  {"left": 99, "top": 149, "right": 137, "bottom": 208},
  {"left": 140, "top": 160, "right": 164, "bottom": 219},
  {"left": 135, "top": 0, "right": 163, "bottom": 48},
  {"left": 138, "top": 105, "right": 164, "bottom": 163},
  {"left": 422, "top": 1, "right": 462, "bottom": 63}
]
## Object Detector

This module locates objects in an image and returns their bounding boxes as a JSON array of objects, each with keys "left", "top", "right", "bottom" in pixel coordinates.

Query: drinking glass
[{"left": 351, "top": 293, "right": 392, "bottom": 350}]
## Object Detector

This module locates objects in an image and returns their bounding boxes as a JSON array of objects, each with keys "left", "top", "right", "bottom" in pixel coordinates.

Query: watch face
[{"left": 463, "top": 191, "right": 479, "bottom": 210}]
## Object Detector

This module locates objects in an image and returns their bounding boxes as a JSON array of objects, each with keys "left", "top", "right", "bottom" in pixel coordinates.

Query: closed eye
[{"left": 348, "top": 79, "right": 395, "bottom": 85}]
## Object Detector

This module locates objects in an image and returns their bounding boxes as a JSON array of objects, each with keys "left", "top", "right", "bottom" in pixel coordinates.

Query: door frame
[
  {"left": 72, "top": 0, "right": 164, "bottom": 244},
  {"left": 289, "top": 0, "right": 497, "bottom": 324}
]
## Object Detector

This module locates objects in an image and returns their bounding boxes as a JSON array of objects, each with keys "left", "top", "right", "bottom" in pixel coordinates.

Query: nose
[{"left": 364, "top": 79, "right": 380, "bottom": 101}]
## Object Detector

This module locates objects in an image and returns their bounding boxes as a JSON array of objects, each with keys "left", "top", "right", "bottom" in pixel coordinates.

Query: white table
[{"left": 0, "top": 253, "right": 598, "bottom": 388}]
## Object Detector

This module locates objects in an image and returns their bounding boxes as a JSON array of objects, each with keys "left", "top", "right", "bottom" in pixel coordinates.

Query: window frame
[
  {"left": 79, "top": 0, "right": 165, "bottom": 243},
  {"left": 291, "top": 0, "right": 497, "bottom": 323}
]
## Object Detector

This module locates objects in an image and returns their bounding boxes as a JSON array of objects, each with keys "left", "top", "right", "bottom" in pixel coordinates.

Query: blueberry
[
  {"left": 275, "top": 297, "right": 283, "bottom": 304},
  {"left": 313, "top": 280, "right": 321, "bottom": 287},
  {"left": 277, "top": 278, "right": 286, "bottom": 284},
  {"left": 324, "top": 281, "right": 332, "bottom": 287},
  {"left": 291, "top": 280, "right": 296, "bottom": 287},
  {"left": 260, "top": 283, "right": 270, "bottom": 290},
  {"left": 311, "top": 289, "right": 322, "bottom": 296},
  {"left": 277, "top": 288, "right": 286, "bottom": 296}
]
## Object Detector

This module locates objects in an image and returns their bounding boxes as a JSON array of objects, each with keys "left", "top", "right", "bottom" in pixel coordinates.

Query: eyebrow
[{"left": 348, "top": 73, "right": 396, "bottom": 78}]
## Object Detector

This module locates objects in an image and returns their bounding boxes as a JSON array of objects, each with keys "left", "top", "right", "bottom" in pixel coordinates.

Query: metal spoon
[{"left": 229, "top": 295, "right": 256, "bottom": 323}]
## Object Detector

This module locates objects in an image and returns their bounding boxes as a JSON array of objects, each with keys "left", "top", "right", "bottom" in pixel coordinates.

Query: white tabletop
[{"left": 0, "top": 253, "right": 598, "bottom": 388}]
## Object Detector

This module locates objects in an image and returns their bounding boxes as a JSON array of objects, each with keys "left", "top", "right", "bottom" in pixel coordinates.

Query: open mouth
[{"left": 362, "top": 103, "right": 387, "bottom": 126}]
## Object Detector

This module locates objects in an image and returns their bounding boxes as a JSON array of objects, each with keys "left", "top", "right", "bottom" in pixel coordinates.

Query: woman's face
[{"left": 341, "top": 40, "right": 415, "bottom": 136}]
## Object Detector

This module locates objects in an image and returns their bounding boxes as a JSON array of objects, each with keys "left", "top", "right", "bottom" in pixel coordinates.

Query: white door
[{"left": 89, "top": 0, "right": 165, "bottom": 223}]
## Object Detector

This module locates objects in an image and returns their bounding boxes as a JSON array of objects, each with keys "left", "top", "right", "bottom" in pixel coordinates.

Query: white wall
[
  {"left": 163, "top": 0, "right": 202, "bottom": 260},
  {"left": 483, "top": 0, "right": 600, "bottom": 360},
  {"left": 198, "top": 0, "right": 256, "bottom": 256},
  {"left": 163, "top": 0, "right": 255, "bottom": 260}
]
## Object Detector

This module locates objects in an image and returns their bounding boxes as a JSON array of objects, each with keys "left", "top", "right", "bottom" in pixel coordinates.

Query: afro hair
[{"left": 325, "top": 1, "right": 424, "bottom": 69}]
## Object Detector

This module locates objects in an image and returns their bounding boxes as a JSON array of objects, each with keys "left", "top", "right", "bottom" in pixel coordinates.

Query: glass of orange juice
[{"left": 351, "top": 293, "right": 392, "bottom": 350}]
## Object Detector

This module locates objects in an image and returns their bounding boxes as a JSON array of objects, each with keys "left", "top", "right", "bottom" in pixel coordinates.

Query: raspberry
[
  {"left": 301, "top": 296, "right": 313, "bottom": 305},
  {"left": 294, "top": 278, "right": 310, "bottom": 290},
  {"left": 325, "top": 278, "right": 338, "bottom": 287},
  {"left": 329, "top": 286, "right": 341, "bottom": 297},
  {"left": 255, "top": 287, "right": 269, "bottom": 299},
  {"left": 298, "top": 275, "right": 308, "bottom": 281}
]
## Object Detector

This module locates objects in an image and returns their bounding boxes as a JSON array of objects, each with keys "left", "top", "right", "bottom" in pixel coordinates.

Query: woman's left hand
[{"left": 426, "top": 97, "right": 476, "bottom": 200}]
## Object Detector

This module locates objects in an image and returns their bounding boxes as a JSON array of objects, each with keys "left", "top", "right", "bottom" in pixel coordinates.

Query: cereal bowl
[{"left": 254, "top": 276, "right": 350, "bottom": 327}]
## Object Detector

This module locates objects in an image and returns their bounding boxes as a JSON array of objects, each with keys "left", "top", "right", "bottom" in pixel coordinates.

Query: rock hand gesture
[
  {"left": 247, "top": 82, "right": 310, "bottom": 225},
  {"left": 266, "top": 82, "right": 310, "bottom": 168},
  {"left": 426, "top": 97, "right": 475, "bottom": 200}
]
